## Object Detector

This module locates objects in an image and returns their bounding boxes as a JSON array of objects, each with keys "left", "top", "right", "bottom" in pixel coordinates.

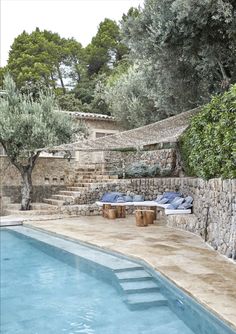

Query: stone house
[
  {"left": 62, "top": 111, "right": 123, "bottom": 164},
  {"left": 0, "top": 111, "right": 123, "bottom": 162}
]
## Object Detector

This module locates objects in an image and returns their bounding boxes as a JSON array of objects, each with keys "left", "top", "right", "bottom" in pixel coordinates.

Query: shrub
[
  {"left": 125, "top": 162, "right": 149, "bottom": 178},
  {"left": 180, "top": 85, "right": 236, "bottom": 179},
  {"left": 120, "top": 162, "right": 161, "bottom": 178}
]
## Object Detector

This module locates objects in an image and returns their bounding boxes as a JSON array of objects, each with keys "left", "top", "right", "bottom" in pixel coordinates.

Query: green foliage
[
  {"left": 0, "top": 74, "right": 84, "bottom": 209},
  {"left": 120, "top": 162, "right": 161, "bottom": 178},
  {"left": 104, "top": 63, "right": 157, "bottom": 129},
  {"left": 6, "top": 18, "right": 129, "bottom": 114},
  {"left": 108, "top": 0, "right": 236, "bottom": 128},
  {"left": 7, "top": 28, "right": 83, "bottom": 93},
  {"left": 0, "top": 67, "right": 7, "bottom": 88},
  {"left": 125, "top": 162, "right": 149, "bottom": 178},
  {"left": 74, "top": 18, "right": 129, "bottom": 114},
  {"left": 0, "top": 74, "right": 80, "bottom": 165},
  {"left": 181, "top": 85, "right": 236, "bottom": 179},
  {"left": 86, "top": 18, "right": 128, "bottom": 76},
  {"left": 56, "top": 93, "right": 83, "bottom": 111}
]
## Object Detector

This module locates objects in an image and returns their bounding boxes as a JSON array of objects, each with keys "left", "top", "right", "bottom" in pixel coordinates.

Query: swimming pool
[{"left": 1, "top": 227, "right": 235, "bottom": 334}]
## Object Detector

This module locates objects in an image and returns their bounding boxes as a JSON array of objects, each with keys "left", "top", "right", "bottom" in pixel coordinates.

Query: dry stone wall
[
  {"left": 0, "top": 156, "right": 77, "bottom": 202},
  {"left": 74, "top": 177, "right": 235, "bottom": 259},
  {"left": 130, "top": 177, "right": 235, "bottom": 259},
  {"left": 104, "top": 149, "right": 177, "bottom": 176}
]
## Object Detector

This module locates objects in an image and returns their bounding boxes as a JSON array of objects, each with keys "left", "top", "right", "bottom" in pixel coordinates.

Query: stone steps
[
  {"left": 6, "top": 203, "right": 58, "bottom": 211},
  {"left": 74, "top": 179, "right": 109, "bottom": 183},
  {"left": 125, "top": 291, "right": 168, "bottom": 310},
  {"left": 75, "top": 177, "right": 116, "bottom": 182},
  {"left": 75, "top": 168, "right": 97, "bottom": 173},
  {"left": 115, "top": 267, "right": 168, "bottom": 310},
  {"left": 51, "top": 194, "right": 75, "bottom": 202},
  {"left": 4, "top": 209, "right": 59, "bottom": 216},
  {"left": 43, "top": 198, "right": 66, "bottom": 206},
  {"left": 120, "top": 280, "right": 160, "bottom": 294},
  {"left": 66, "top": 186, "right": 89, "bottom": 191},
  {"left": 75, "top": 175, "right": 118, "bottom": 180},
  {"left": 59, "top": 190, "right": 82, "bottom": 196},
  {"left": 73, "top": 182, "right": 107, "bottom": 187},
  {"left": 72, "top": 183, "right": 90, "bottom": 188},
  {"left": 4, "top": 202, "right": 59, "bottom": 216},
  {"left": 115, "top": 269, "right": 152, "bottom": 282},
  {"left": 114, "top": 265, "right": 143, "bottom": 273},
  {"left": 74, "top": 180, "right": 117, "bottom": 186},
  {"left": 42, "top": 166, "right": 119, "bottom": 208}
]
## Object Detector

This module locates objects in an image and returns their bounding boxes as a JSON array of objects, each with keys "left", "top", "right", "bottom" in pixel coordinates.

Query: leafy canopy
[
  {"left": 180, "top": 84, "right": 236, "bottom": 179},
  {"left": 104, "top": 0, "right": 236, "bottom": 128},
  {"left": 0, "top": 74, "right": 79, "bottom": 166},
  {"left": 85, "top": 18, "right": 128, "bottom": 76},
  {"left": 7, "top": 28, "right": 83, "bottom": 93}
]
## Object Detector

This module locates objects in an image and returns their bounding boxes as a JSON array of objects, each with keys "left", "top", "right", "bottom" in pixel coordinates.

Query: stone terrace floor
[{"left": 24, "top": 215, "right": 236, "bottom": 330}]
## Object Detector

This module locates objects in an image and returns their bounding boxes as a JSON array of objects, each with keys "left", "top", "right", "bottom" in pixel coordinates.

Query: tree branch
[
  {"left": 216, "top": 58, "right": 231, "bottom": 90},
  {"left": 0, "top": 141, "right": 23, "bottom": 173}
]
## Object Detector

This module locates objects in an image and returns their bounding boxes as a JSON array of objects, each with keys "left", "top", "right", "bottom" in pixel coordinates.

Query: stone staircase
[
  {"left": 43, "top": 165, "right": 119, "bottom": 207},
  {"left": 114, "top": 266, "right": 168, "bottom": 310},
  {"left": 4, "top": 203, "right": 58, "bottom": 216}
]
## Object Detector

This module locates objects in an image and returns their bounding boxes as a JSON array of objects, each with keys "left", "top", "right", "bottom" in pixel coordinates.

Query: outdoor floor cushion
[
  {"left": 95, "top": 201, "right": 133, "bottom": 207},
  {"left": 100, "top": 192, "right": 123, "bottom": 203},
  {"left": 165, "top": 209, "right": 192, "bottom": 215},
  {"left": 132, "top": 201, "right": 168, "bottom": 208},
  {"left": 155, "top": 192, "right": 182, "bottom": 204}
]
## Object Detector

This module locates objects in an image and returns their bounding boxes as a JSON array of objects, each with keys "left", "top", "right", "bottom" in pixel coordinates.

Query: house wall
[{"left": 74, "top": 118, "right": 122, "bottom": 163}]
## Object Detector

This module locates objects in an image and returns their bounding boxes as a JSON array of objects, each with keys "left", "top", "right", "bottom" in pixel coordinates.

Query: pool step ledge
[
  {"left": 115, "top": 268, "right": 168, "bottom": 310},
  {"left": 113, "top": 265, "right": 143, "bottom": 273},
  {"left": 115, "top": 269, "right": 152, "bottom": 282},
  {"left": 120, "top": 280, "right": 160, "bottom": 294},
  {"left": 125, "top": 291, "right": 168, "bottom": 310}
]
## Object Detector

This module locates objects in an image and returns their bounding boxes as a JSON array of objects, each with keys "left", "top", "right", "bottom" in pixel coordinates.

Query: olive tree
[
  {"left": 0, "top": 75, "right": 81, "bottom": 210},
  {"left": 104, "top": 63, "right": 157, "bottom": 129},
  {"left": 112, "top": 0, "right": 236, "bottom": 127}
]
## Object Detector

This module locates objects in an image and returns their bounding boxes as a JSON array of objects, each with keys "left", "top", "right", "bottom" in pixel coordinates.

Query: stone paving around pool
[{"left": 24, "top": 215, "right": 236, "bottom": 331}]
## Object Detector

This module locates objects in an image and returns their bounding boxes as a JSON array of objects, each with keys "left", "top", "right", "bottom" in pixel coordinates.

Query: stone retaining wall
[
  {"left": 75, "top": 177, "right": 235, "bottom": 259},
  {"left": 0, "top": 156, "right": 77, "bottom": 202},
  {"left": 0, "top": 195, "right": 11, "bottom": 216},
  {"left": 104, "top": 149, "right": 177, "bottom": 176}
]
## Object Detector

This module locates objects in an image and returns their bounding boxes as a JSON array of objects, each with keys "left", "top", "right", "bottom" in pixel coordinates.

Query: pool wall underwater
[{"left": 2, "top": 226, "right": 236, "bottom": 334}]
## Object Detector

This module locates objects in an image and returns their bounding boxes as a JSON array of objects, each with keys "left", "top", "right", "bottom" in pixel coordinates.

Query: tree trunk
[
  {"left": 1, "top": 144, "right": 40, "bottom": 211},
  {"left": 21, "top": 169, "right": 33, "bottom": 210},
  {"left": 57, "top": 65, "right": 66, "bottom": 94}
]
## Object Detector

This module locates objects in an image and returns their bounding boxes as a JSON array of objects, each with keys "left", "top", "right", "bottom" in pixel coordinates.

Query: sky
[{"left": 0, "top": 0, "right": 144, "bottom": 67}]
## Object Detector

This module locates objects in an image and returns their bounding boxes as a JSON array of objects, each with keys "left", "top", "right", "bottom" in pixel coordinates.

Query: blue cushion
[
  {"left": 116, "top": 196, "right": 125, "bottom": 203},
  {"left": 185, "top": 196, "right": 193, "bottom": 204},
  {"left": 157, "top": 197, "right": 169, "bottom": 204},
  {"left": 124, "top": 195, "right": 133, "bottom": 202},
  {"left": 177, "top": 202, "right": 193, "bottom": 210},
  {"left": 101, "top": 192, "right": 123, "bottom": 203},
  {"left": 163, "top": 192, "right": 182, "bottom": 201},
  {"left": 165, "top": 204, "right": 175, "bottom": 209},
  {"left": 170, "top": 197, "right": 185, "bottom": 208},
  {"left": 133, "top": 195, "right": 144, "bottom": 202},
  {"left": 155, "top": 195, "right": 163, "bottom": 202}
]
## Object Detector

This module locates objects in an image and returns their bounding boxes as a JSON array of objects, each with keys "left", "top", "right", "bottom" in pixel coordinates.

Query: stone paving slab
[
  {"left": 0, "top": 216, "right": 24, "bottom": 226},
  {"left": 23, "top": 215, "right": 236, "bottom": 330}
]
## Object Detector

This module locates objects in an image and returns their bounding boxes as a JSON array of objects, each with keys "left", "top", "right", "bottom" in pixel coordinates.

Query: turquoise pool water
[{"left": 0, "top": 228, "right": 235, "bottom": 334}]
